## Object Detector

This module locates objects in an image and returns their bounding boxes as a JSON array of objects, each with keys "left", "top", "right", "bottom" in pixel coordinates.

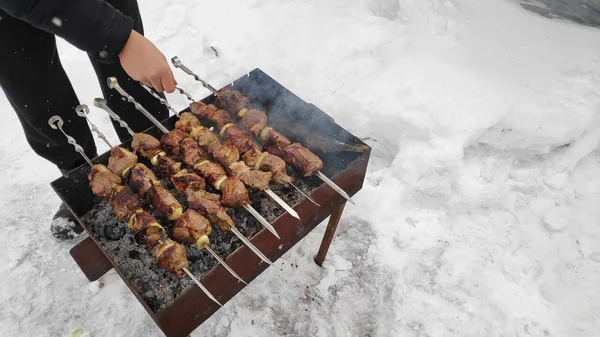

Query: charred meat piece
[
  {"left": 191, "top": 126, "right": 221, "bottom": 154},
  {"left": 175, "top": 112, "right": 201, "bottom": 134},
  {"left": 107, "top": 147, "right": 138, "bottom": 176},
  {"left": 229, "top": 161, "right": 272, "bottom": 190},
  {"left": 155, "top": 239, "right": 189, "bottom": 277},
  {"left": 260, "top": 127, "right": 291, "bottom": 148},
  {"left": 190, "top": 102, "right": 232, "bottom": 130},
  {"left": 109, "top": 185, "right": 142, "bottom": 220},
  {"left": 185, "top": 189, "right": 235, "bottom": 232},
  {"left": 221, "top": 124, "right": 256, "bottom": 154},
  {"left": 147, "top": 184, "right": 183, "bottom": 221},
  {"left": 128, "top": 210, "right": 165, "bottom": 236},
  {"left": 213, "top": 144, "right": 240, "bottom": 168},
  {"left": 238, "top": 108, "right": 267, "bottom": 136},
  {"left": 127, "top": 163, "right": 159, "bottom": 197},
  {"left": 220, "top": 177, "right": 250, "bottom": 208},
  {"left": 152, "top": 152, "right": 182, "bottom": 177},
  {"left": 145, "top": 233, "right": 163, "bottom": 251},
  {"left": 171, "top": 170, "right": 206, "bottom": 193},
  {"left": 242, "top": 148, "right": 293, "bottom": 185},
  {"left": 180, "top": 138, "right": 206, "bottom": 167},
  {"left": 132, "top": 133, "right": 162, "bottom": 159},
  {"left": 274, "top": 143, "right": 323, "bottom": 177},
  {"left": 193, "top": 161, "right": 227, "bottom": 187},
  {"left": 160, "top": 129, "right": 188, "bottom": 155},
  {"left": 88, "top": 164, "right": 121, "bottom": 199},
  {"left": 172, "top": 209, "right": 212, "bottom": 247},
  {"left": 217, "top": 87, "right": 250, "bottom": 114}
]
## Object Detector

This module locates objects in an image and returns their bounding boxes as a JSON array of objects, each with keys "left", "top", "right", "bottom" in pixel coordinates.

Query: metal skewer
[
  {"left": 48, "top": 116, "right": 93, "bottom": 167},
  {"left": 140, "top": 83, "right": 180, "bottom": 117},
  {"left": 171, "top": 56, "right": 219, "bottom": 95},
  {"left": 87, "top": 105, "right": 248, "bottom": 285},
  {"left": 93, "top": 98, "right": 135, "bottom": 136},
  {"left": 290, "top": 182, "right": 320, "bottom": 207},
  {"left": 229, "top": 227, "right": 272, "bottom": 265},
  {"left": 169, "top": 57, "right": 352, "bottom": 205},
  {"left": 75, "top": 104, "right": 113, "bottom": 148},
  {"left": 106, "top": 78, "right": 169, "bottom": 134},
  {"left": 182, "top": 267, "right": 222, "bottom": 306},
  {"left": 49, "top": 116, "right": 224, "bottom": 306},
  {"left": 107, "top": 77, "right": 279, "bottom": 256},
  {"left": 202, "top": 244, "right": 247, "bottom": 284}
]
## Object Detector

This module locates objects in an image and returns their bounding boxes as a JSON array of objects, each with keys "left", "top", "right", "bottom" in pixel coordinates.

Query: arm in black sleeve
[{"left": 0, "top": 0, "right": 134, "bottom": 64}]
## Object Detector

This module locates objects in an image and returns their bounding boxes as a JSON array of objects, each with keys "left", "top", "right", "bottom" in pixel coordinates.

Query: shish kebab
[
  {"left": 93, "top": 99, "right": 274, "bottom": 265},
  {"left": 170, "top": 56, "right": 354, "bottom": 204},
  {"left": 140, "top": 83, "right": 320, "bottom": 208},
  {"left": 48, "top": 115, "right": 223, "bottom": 306},
  {"left": 105, "top": 78, "right": 284, "bottom": 239},
  {"left": 75, "top": 104, "right": 248, "bottom": 285}
]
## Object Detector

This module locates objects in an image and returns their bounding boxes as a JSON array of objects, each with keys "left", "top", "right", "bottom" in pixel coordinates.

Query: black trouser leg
[
  {"left": 0, "top": 11, "right": 97, "bottom": 171},
  {"left": 90, "top": 0, "right": 169, "bottom": 143}
]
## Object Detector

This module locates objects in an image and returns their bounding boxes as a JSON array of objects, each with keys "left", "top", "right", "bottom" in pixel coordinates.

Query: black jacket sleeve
[{"left": 0, "top": 0, "right": 134, "bottom": 64}]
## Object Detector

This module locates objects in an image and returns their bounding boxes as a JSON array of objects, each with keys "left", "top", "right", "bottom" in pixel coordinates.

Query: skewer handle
[
  {"left": 175, "top": 86, "right": 196, "bottom": 102},
  {"left": 182, "top": 267, "right": 222, "bottom": 306},
  {"left": 48, "top": 116, "right": 93, "bottom": 167},
  {"left": 171, "top": 56, "right": 219, "bottom": 95},
  {"left": 106, "top": 77, "right": 170, "bottom": 134},
  {"left": 140, "top": 83, "right": 180, "bottom": 116},
  {"left": 93, "top": 98, "right": 135, "bottom": 136},
  {"left": 75, "top": 104, "right": 113, "bottom": 148},
  {"left": 229, "top": 227, "right": 273, "bottom": 265},
  {"left": 202, "top": 244, "right": 247, "bottom": 285}
]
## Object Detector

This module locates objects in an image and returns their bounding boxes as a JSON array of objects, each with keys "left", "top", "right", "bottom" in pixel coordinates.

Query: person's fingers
[
  {"left": 151, "top": 77, "right": 165, "bottom": 93},
  {"left": 162, "top": 70, "right": 176, "bottom": 93}
]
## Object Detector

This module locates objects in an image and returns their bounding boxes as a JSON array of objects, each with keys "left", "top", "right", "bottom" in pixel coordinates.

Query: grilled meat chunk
[
  {"left": 238, "top": 108, "right": 267, "bottom": 136},
  {"left": 155, "top": 239, "right": 189, "bottom": 277},
  {"left": 221, "top": 124, "right": 256, "bottom": 154},
  {"left": 217, "top": 87, "right": 250, "bottom": 114},
  {"left": 127, "top": 163, "right": 159, "bottom": 197},
  {"left": 171, "top": 170, "right": 206, "bottom": 193},
  {"left": 185, "top": 189, "right": 235, "bottom": 232},
  {"left": 193, "top": 161, "right": 227, "bottom": 187},
  {"left": 145, "top": 233, "right": 163, "bottom": 251},
  {"left": 147, "top": 184, "right": 183, "bottom": 221},
  {"left": 190, "top": 102, "right": 232, "bottom": 129},
  {"left": 107, "top": 146, "right": 138, "bottom": 176},
  {"left": 220, "top": 177, "right": 250, "bottom": 208},
  {"left": 88, "top": 164, "right": 121, "bottom": 199},
  {"left": 160, "top": 129, "right": 188, "bottom": 155},
  {"left": 242, "top": 148, "right": 293, "bottom": 185},
  {"left": 172, "top": 209, "right": 212, "bottom": 247},
  {"left": 180, "top": 138, "right": 206, "bottom": 167},
  {"left": 191, "top": 126, "right": 221, "bottom": 154},
  {"left": 229, "top": 161, "right": 272, "bottom": 190},
  {"left": 213, "top": 144, "right": 239, "bottom": 168},
  {"left": 132, "top": 133, "right": 162, "bottom": 159},
  {"left": 260, "top": 127, "right": 291, "bottom": 148},
  {"left": 265, "top": 143, "right": 323, "bottom": 177},
  {"left": 128, "top": 210, "right": 165, "bottom": 236},
  {"left": 109, "top": 185, "right": 142, "bottom": 220},
  {"left": 175, "top": 112, "right": 201, "bottom": 133},
  {"left": 152, "top": 152, "right": 182, "bottom": 177}
]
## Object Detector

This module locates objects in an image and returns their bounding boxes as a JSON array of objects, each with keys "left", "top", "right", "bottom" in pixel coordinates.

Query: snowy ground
[{"left": 1, "top": 0, "right": 600, "bottom": 336}]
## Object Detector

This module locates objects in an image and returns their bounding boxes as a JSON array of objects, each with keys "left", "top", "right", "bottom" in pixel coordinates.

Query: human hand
[{"left": 119, "top": 30, "right": 177, "bottom": 93}]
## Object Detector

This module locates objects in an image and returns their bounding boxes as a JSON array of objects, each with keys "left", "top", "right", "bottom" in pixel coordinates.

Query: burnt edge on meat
[{"left": 82, "top": 160, "right": 320, "bottom": 313}]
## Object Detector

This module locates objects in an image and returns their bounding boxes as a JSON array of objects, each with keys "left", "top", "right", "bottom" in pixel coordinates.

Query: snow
[{"left": 1, "top": 0, "right": 600, "bottom": 336}]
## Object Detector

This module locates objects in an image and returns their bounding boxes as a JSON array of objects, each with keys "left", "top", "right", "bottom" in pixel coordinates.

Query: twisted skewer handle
[
  {"left": 75, "top": 104, "right": 113, "bottom": 148},
  {"left": 48, "top": 116, "right": 93, "bottom": 167},
  {"left": 106, "top": 77, "right": 169, "bottom": 134},
  {"left": 175, "top": 86, "right": 196, "bottom": 103},
  {"left": 93, "top": 98, "right": 135, "bottom": 136},
  {"left": 171, "top": 56, "right": 219, "bottom": 95},
  {"left": 140, "top": 83, "right": 180, "bottom": 116}
]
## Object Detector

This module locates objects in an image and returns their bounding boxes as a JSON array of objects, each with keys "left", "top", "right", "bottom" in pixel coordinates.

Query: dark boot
[{"left": 50, "top": 202, "right": 84, "bottom": 240}]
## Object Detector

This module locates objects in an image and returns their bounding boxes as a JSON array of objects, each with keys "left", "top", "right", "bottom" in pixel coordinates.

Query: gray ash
[{"left": 82, "top": 171, "right": 320, "bottom": 313}]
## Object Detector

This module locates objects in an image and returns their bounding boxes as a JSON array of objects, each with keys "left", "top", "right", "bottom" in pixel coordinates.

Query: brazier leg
[
  {"left": 70, "top": 236, "right": 113, "bottom": 281},
  {"left": 314, "top": 202, "right": 346, "bottom": 266}
]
